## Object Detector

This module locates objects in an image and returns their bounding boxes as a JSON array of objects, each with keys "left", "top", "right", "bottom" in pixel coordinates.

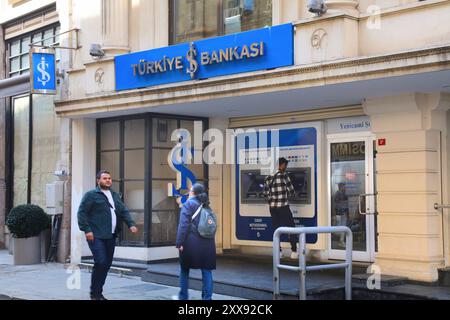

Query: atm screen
[
  {"left": 241, "top": 170, "right": 267, "bottom": 203},
  {"left": 287, "top": 168, "right": 311, "bottom": 204},
  {"left": 241, "top": 168, "right": 311, "bottom": 204}
]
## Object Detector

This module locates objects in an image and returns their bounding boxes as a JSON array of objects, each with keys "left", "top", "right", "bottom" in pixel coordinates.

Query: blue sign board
[
  {"left": 31, "top": 49, "right": 56, "bottom": 94},
  {"left": 115, "top": 23, "right": 294, "bottom": 91}
]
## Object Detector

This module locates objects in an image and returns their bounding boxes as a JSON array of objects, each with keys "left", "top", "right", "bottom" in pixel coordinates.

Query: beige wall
[
  {"left": 0, "top": 0, "right": 56, "bottom": 24},
  {"left": 364, "top": 93, "right": 450, "bottom": 282}
]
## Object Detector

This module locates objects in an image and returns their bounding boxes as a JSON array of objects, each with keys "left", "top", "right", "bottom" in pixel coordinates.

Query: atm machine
[{"left": 234, "top": 125, "right": 321, "bottom": 244}]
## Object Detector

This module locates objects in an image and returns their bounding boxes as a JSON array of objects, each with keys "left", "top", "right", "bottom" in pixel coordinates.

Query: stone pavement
[{"left": 0, "top": 250, "right": 243, "bottom": 300}]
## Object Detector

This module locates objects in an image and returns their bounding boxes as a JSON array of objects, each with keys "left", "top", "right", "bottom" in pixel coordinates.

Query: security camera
[
  {"left": 307, "top": 0, "right": 327, "bottom": 16},
  {"left": 89, "top": 43, "right": 105, "bottom": 58}
]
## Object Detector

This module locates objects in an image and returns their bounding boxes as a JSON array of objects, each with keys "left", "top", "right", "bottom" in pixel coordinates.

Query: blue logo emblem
[{"left": 31, "top": 50, "right": 56, "bottom": 94}]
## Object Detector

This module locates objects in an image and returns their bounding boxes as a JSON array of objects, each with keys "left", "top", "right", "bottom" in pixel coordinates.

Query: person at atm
[{"left": 263, "top": 157, "right": 299, "bottom": 259}]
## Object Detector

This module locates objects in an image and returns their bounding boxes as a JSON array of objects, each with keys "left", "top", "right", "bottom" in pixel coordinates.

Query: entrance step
[
  {"left": 352, "top": 274, "right": 408, "bottom": 287},
  {"left": 438, "top": 267, "right": 450, "bottom": 287}
]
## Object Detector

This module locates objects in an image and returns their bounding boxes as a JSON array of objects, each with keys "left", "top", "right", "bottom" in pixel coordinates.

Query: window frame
[
  {"left": 169, "top": 0, "right": 272, "bottom": 45},
  {"left": 6, "top": 24, "right": 60, "bottom": 77},
  {"left": 96, "top": 113, "right": 209, "bottom": 248}
]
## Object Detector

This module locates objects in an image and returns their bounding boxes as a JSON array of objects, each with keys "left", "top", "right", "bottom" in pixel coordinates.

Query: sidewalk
[{"left": 0, "top": 251, "right": 243, "bottom": 300}]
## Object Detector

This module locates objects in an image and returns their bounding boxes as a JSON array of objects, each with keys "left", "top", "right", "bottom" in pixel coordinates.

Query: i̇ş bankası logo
[{"left": 130, "top": 41, "right": 265, "bottom": 80}]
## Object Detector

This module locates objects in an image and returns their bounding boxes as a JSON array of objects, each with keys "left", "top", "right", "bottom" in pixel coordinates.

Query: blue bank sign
[
  {"left": 31, "top": 48, "right": 57, "bottom": 94},
  {"left": 115, "top": 23, "right": 294, "bottom": 91}
]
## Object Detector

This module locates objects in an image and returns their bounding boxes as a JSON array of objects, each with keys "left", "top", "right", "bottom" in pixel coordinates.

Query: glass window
[
  {"left": 12, "top": 96, "right": 30, "bottom": 207},
  {"left": 171, "top": 0, "right": 272, "bottom": 44},
  {"left": 100, "top": 152, "right": 120, "bottom": 179},
  {"left": 124, "top": 150, "right": 145, "bottom": 179},
  {"left": 97, "top": 115, "right": 207, "bottom": 247},
  {"left": 330, "top": 141, "right": 367, "bottom": 252},
  {"left": 30, "top": 95, "right": 61, "bottom": 208},
  {"left": 124, "top": 119, "right": 145, "bottom": 149},
  {"left": 172, "top": 0, "right": 219, "bottom": 44},
  {"left": 21, "top": 36, "right": 31, "bottom": 52},
  {"left": 121, "top": 181, "right": 145, "bottom": 244},
  {"left": 7, "top": 25, "right": 60, "bottom": 77},
  {"left": 100, "top": 121, "right": 120, "bottom": 150},
  {"left": 224, "top": 0, "right": 272, "bottom": 34},
  {"left": 10, "top": 40, "right": 20, "bottom": 57},
  {"left": 151, "top": 180, "right": 179, "bottom": 245},
  {"left": 10, "top": 57, "right": 20, "bottom": 73}
]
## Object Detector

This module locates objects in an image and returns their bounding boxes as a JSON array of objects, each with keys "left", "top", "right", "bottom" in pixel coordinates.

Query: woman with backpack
[{"left": 174, "top": 183, "right": 216, "bottom": 300}]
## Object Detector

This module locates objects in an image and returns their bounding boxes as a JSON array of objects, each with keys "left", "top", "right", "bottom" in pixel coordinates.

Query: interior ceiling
[{"left": 92, "top": 69, "right": 450, "bottom": 119}]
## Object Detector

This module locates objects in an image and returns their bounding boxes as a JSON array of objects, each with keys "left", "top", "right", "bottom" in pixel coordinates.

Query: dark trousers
[
  {"left": 87, "top": 237, "right": 116, "bottom": 297},
  {"left": 270, "top": 205, "right": 298, "bottom": 252}
]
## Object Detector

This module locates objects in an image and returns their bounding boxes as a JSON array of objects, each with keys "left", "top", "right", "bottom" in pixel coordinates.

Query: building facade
[
  {"left": 1, "top": 0, "right": 450, "bottom": 283},
  {"left": 0, "top": 0, "right": 71, "bottom": 262}
]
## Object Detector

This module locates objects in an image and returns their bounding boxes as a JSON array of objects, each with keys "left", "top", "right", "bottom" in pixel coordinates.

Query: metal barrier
[{"left": 273, "top": 226, "right": 353, "bottom": 300}]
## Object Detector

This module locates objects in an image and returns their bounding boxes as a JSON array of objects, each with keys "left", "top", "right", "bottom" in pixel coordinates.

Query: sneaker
[
  {"left": 171, "top": 295, "right": 179, "bottom": 300},
  {"left": 290, "top": 251, "right": 299, "bottom": 260}
]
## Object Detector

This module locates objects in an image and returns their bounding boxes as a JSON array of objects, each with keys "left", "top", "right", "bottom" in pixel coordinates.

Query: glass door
[{"left": 328, "top": 135, "right": 376, "bottom": 262}]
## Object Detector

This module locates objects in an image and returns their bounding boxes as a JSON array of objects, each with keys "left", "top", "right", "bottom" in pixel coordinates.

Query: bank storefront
[{"left": 58, "top": 21, "right": 450, "bottom": 282}]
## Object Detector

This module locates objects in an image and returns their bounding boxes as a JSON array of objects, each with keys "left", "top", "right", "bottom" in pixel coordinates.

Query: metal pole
[
  {"left": 434, "top": 203, "right": 450, "bottom": 210},
  {"left": 299, "top": 232, "right": 307, "bottom": 300},
  {"left": 345, "top": 228, "right": 353, "bottom": 300},
  {"left": 273, "top": 229, "right": 281, "bottom": 300}
]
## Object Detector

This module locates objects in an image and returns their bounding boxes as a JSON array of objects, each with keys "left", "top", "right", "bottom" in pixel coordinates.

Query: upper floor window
[
  {"left": 170, "top": 0, "right": 272, "bottom": 45},
  {"left": 7, "top": 25, "right": 60, "bottom": 77}
]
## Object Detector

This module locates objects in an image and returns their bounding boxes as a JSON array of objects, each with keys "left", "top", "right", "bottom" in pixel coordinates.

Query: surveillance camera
[
  {"left": 307, "top": 0, "right": 327, "bottom": 16},
  {"left": 89, "top": 43, "right": 105, "bottom": 58}
]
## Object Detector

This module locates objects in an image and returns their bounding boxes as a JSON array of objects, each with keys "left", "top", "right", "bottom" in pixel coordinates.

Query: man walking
[
  {"left": 264, "top": 158, "right": 299, "bottom": 259},
  {"left": 77, "top": 170, "right": 138, "bottom": 300}
]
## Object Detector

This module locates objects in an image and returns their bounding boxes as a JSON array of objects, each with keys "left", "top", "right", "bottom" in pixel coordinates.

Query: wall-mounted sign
[
  {"left": 30, "top": 48, "right": 56, "bottom": 94},
  {"left": 115, "top": 23, "right": 294, "bottom": 91},
  {"left": 327, "top": 116, "right": 371, "bottom": 135}
]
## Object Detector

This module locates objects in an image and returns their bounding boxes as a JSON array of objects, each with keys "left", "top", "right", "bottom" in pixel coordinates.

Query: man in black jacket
[{"left": 77, "top": 170, "right": 138, "bottom": 300}]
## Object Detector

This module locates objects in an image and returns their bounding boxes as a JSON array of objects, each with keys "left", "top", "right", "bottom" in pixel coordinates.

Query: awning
[{"left": 0, "top": 73, "right": 29, "bottom": 99}]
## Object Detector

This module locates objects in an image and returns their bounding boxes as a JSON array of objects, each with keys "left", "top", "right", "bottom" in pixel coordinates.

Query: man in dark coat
[
  {"left": 77, "top": 170, "right": 138, "bottom": 300},
  {"left": 175, "top": 183, "right": 216, "bottom": 300}
]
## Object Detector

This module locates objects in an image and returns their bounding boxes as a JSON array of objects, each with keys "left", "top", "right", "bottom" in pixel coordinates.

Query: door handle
[{"left": 359, "top": 193, "right": 377, "bottom": 215}]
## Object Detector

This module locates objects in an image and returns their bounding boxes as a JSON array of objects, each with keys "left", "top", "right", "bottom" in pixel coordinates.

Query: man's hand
[
  {"left": 86, "top": 232, "right": 94, "bottom": 242},
  {"left": 179, "top": 246, "right": 184, "bottom": 253},
  {"left": 129, "top": 226, "right": 138, "bottom": 233}
]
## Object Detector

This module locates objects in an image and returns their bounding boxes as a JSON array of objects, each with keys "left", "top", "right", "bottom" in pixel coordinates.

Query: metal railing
[{"left": 273, "top": 226, "right": 353, "bottom": 300}]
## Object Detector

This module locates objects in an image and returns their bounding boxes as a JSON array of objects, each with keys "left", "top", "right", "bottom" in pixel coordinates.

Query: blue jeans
[
  {"left": 87, "top": 237, "right": 115, "bottom": 297},
  {"left": 179, "top": 268, "right": 213, "bottom": 300}
]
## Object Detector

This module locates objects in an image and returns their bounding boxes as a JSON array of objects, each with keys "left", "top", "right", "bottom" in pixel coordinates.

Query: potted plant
[{"left": 6, "top": 204, "right": 50, "bottom": 265}]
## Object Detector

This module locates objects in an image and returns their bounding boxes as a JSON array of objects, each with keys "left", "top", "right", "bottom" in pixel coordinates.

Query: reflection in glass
[
  {"left": 10, "top": 57, "right": 20, "bottom": 73},
  {"left": 152, "top": 118, "right": 178, "bottom": 148},
  {"left": 152, "top": 148, "right": 177, "bottom": 180},
  {"left": 152, "top": 180, "right": 179, "bottom": 211},
  {"left": 13, "top": 96, "right": 30, "bottom": 206},
  {"left": 10, "top": 40, "right": 20, "bottom": 56},
  {"left": 30, "top": 94, "right": 61, "bottom": 208},
  {"left": 330, "top": 141, "right": 366, "bottom": 251},
  {"left": 121, "top": 181, "right": 145, "bottom": 244},
  {"left": 151, "top": 210, "right": 179, "bottom": 245},
  {"left": 100, "top": 121, "right": 120, "bottom": 150},
  {"left": 125, "top": 150, "right": 145, "bottom": 180},
  {"left": 173, "top": 0, "right": 219, "bottom": 44},
  {"left": 100, "top": 151, "right": 120, "bottom": 179},
  {"left": 224, "top": 0, "right": 272, "bottom": 34},
  {"left": 125, "top": 119, "right": 145, "bottom": 149}
]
